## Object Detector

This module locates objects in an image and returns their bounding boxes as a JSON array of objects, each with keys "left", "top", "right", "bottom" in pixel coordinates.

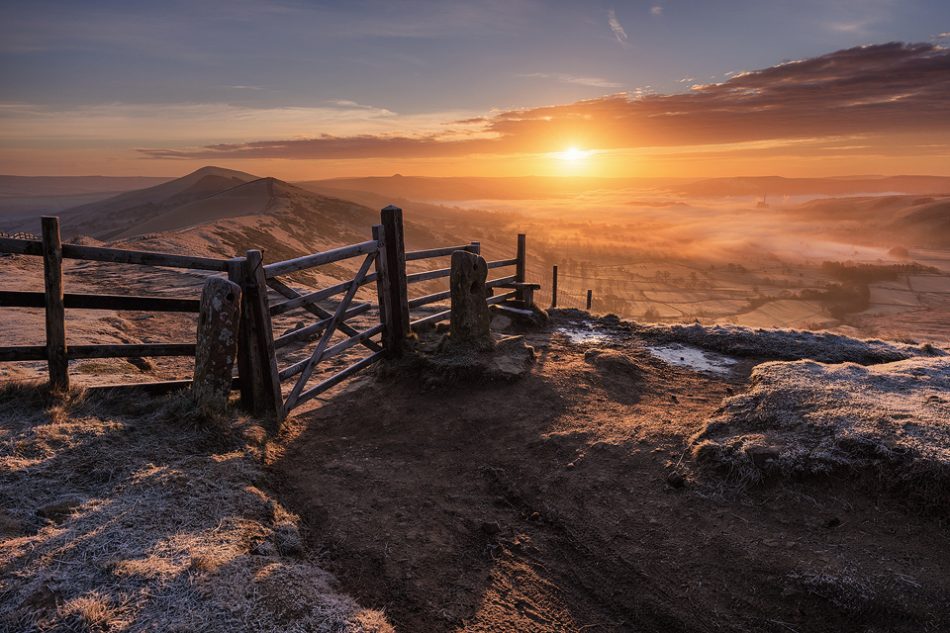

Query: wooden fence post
[
  {"left": 551, "top": 265, "right": 558, "bottom": 308},
  {"left": 586, "top": 289, "right": 593, "bottom": 311},
  {"left": 242, "top": 250, "right": 282, "bottom": 423},
  {"left": 227, "top": 257, "right": 255, "bottom": 409},
  {"left": 41, "top": 217, "right": 68, "bottom": 391},
  {"left": 380, "top": 205, "right": 409, "bottom": 355},
  {"left": 371, "top": 224, "right": 391, "bottom": 352},
  {"left": 469, "top": 241, "right": 481, "bottom": 255},
  {"left": 515, "top": 233, "right": 526, "bottom": 302}
]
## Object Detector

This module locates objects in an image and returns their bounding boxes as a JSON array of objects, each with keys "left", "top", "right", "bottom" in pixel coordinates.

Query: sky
[{"left": 1, "top": 0, "right": 949, "bottom": 179}]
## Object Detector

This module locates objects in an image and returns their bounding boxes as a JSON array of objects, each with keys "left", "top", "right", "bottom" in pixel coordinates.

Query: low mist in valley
[{"left": 324, "top": 178, "right": 950, "bottom": 342}]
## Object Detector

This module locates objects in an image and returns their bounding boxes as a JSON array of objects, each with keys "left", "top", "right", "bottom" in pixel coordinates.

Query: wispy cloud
[
  {"left": 826, "top": 20, "right": 872, "bottom": 33},
  {"left": 607, "top": 9, "right": 627, "bottom": 45},
  {"left": 521, "top": 73, "right": 622, "bottom": 88},
  {"left": 324, "top": 99, "right": 396, "bottom": 114},
  {"left": 650, "top": 5, "right": 663, "bottom": 17},
  {"left": 0, "top": 101, "right": 480, "bottom": 145}
]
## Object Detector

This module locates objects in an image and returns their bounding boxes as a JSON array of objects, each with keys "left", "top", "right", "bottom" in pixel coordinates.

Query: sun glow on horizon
[{"left": 554, "top": 147, "right": 593, "bottom": 162}]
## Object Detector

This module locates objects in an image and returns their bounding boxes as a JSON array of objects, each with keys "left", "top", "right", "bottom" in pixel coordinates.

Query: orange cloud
[{"left": 138, "top": 42, "right": 950, "bottom": 162}]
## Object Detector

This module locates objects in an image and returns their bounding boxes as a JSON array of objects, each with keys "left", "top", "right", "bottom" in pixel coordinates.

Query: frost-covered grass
[
  {"left": 638, "top": 321, "right": 946, "bottom": 364},
  {"left": 0, "top": 382, "right": 392, "bottom": 632},
  {"left": 692, "top": 356, "right": 950, "bottom": 514},
  {"left": 551, "top": 310, "right": 947, "bottom": 364}
]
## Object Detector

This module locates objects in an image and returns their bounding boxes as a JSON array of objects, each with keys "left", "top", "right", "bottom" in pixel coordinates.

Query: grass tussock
[
  {"left": 0, "top": 383, "right": 393, "bottom": 632},
  {"left": 691, "top": 356, "right": 950, "bottom": 515}
]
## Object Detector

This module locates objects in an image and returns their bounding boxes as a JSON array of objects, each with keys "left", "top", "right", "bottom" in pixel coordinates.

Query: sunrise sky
[{"left": 1, "top": 0, "right": 949, "bottom": 179}]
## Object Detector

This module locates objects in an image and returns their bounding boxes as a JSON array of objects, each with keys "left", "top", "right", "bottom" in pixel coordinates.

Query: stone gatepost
[
  {"left": 193, "top": 277, "right": 242, "bottom": 412},
  {"left": 450, "top": 250, "right": 492, "bottom": 347}
]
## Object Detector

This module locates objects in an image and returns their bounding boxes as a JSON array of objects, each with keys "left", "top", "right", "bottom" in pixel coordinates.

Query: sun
[{"left": 555, "top": 146, "right": 591, "bottom": 162}]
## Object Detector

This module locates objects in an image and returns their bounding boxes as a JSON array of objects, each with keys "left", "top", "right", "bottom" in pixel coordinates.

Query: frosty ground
[{"left": 2, "top": 311, "right": 949, "bottom": 632}]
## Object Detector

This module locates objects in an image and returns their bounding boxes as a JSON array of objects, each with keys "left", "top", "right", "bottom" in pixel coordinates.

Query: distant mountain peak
[{"left": 183, "top": 165, "right": 261, "bottom": 181}]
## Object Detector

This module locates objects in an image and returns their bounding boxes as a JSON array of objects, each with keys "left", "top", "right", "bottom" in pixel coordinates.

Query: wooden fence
[
  {"left": 0, "top": 207, "right": 533, "bottom": 421},
  {"left": 0, "top": 217, "right": 232, "bottom": 392}
]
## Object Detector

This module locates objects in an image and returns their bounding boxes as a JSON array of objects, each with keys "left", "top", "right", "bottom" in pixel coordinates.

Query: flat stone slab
[{"left": 404, "top": 333, "right": 535, "bottom": 386}]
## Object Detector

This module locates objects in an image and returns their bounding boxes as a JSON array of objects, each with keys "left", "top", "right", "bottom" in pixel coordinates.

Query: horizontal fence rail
[
  {"left": 69, "top": 343, "right": 197, "bottom": 359},
  {"left": 406, "top": 266, "right": 451, "bottom": 285},
  {"left": 403, "top": 234, "right": 526, "bottom": 332},
  {"left": 0, "top": 290, "right": 200, "bottom": 312},
  {"left": 405, "top": 243, "right": 478, "bottom": 261},
  {"left": 278, "top": 322, "right": 384, "bottom": 381},
  {"left": 408, "top": 288, "right": 451, "bottom": 309},
  {"left": 273, "top": 303, "right": 372, "bottom": 349},
  {"left": 0, "top": 237, "right": 230, "bottom": 271},
  {"left": 485, "top": 275, "right": 517, "bottom": 290},
  {"left": 0, "top": 342, "right": 196, "bottom": 361},
  {"left": 266, "top": 279, "right": 381, "bottom": 354},
  {"left": 269, "top": 275, "right": 376, "bottom": 317},
  {"left": 263, "top": 240, "right": 378, "bottom": 279},
  {"left": 487, "top": 257, "right": 518, "bottom": 269}
]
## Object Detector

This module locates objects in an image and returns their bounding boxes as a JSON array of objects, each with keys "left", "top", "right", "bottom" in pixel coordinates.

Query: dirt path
[{"left": 272, "top": 323, "right": 949, "bottom": 632}]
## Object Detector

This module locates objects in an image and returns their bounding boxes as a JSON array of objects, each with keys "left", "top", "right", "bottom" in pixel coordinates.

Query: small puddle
[
  {"left": 647, "top": 343, "right": 738, "bottom": 376},
  {"left": 556, "top": 325, "right": 614, "bottom": 344}
]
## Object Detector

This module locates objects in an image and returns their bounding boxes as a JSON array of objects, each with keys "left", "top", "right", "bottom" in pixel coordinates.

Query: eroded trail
[{"left": 272, "top": 322, "right": 950, "bottom": 633}]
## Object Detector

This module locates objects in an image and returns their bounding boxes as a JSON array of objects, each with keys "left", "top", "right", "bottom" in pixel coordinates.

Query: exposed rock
[
  {"left": 490, "top": 303, "right": 548, "bottom": 328},
  {"left": 404, "top": 333, "right": 535, "bottom": 385},
  {"left": 192, "top": 277, "right": 242, "bottom": 413},
  {"left": 491, "top": 313, "right": 513, "bottom": 332},
  {"left": 488, "top": 335, "right": 535, "bottom": 380},
  {"left": 583, "top": 348, "right": 642, "bottom": 377},
  {"left": 450, "top": 249, "right": 492, "bottom": 348}
]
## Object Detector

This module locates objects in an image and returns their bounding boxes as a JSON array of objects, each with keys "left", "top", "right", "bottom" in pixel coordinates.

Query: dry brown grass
[
  {"left": 60, "top": 591, "right": 126, "bottom": 631},
  {"left": 0, "top": 383, "right": 393, "bottom": 632}
]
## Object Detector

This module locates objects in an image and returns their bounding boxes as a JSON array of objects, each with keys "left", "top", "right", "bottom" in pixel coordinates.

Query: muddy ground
[{"left": 271, "top": 317, "right": 950, "bottom": 633}]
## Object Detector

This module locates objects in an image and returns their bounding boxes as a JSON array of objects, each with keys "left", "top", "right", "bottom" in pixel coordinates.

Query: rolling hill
[
  {"left": 792, "top": 194, "right": 950, "bottom": 249},
  {"left": 52, "top": 166, "right": 260, "bottom": 239},
  {"left": 8, "top": 167, "right": 464, "bottom": 270}
]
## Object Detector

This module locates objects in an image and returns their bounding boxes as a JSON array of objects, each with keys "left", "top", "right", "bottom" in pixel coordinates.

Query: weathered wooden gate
[
  {"left": 234, "top": 234, "right": 383, "bottom": 420},
  {"left": 233, "top": 204, "right": 530, "bottom": 422}
]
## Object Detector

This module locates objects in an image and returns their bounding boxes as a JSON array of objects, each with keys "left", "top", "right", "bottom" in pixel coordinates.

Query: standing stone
[
  {"left": 193, "top": 277, "right": 242, "bottom": 413},
  {"left": 450, "top": 250, "right": 492, "bottom": 347}
]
